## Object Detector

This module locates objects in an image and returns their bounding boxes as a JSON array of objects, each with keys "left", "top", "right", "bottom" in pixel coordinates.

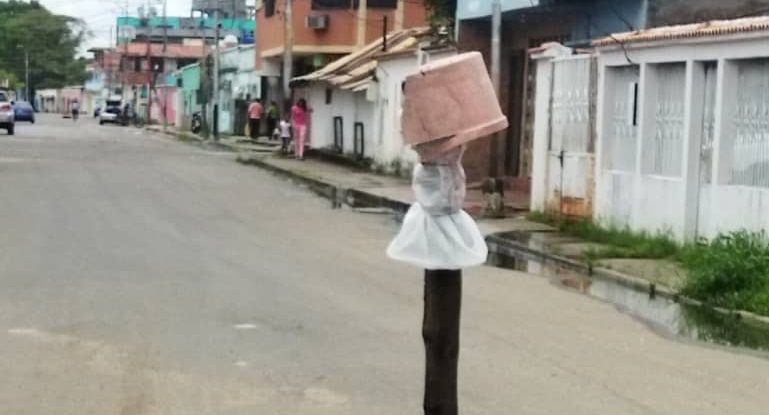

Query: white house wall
[
  {"left": 220, "top": 72, "right": 236, "bottom": 134},
  {"left": 303, "top": 86, "right": 374, "bottom": 157},
  {"left": 303, "top": 85, "right": 333, "bottom": 148},
  {"left": 337, "top": 90, "right": 364, "bottom": 155},
  {"left": 216, "top": 45, "right": 260, "bottom": 135},
  {"left": 374, "top": 57, "right": 423, "bottom": 168},
  {"left": 595, "top": 64, "right": 639, "bottom": 228},
  {"left": 596, "top": 33, "right": 769, "bottom": 240}
]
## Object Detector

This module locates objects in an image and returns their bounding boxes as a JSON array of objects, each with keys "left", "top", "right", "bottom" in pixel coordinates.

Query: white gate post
[{"left": 682, "top": 60, "right": 706, "bottom": 240}]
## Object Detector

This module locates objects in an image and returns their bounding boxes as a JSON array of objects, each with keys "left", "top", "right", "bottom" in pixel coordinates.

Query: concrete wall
[{"left": 648, "top": 0, "right": 769, "bottom": 27}]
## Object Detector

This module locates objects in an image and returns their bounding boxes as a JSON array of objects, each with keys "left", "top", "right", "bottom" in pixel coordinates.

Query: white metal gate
[{"left": 545, "top": 55, "right": 596, "bottom": 217}]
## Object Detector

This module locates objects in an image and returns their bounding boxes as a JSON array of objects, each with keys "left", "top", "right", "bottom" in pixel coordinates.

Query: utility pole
[
  {"left": 283, "top": 0, "right": 294, "bottom": 108},
  {"left": 382, "top": 15, "right": 388, "bottom": 52},
  {"left": 357, "top": 0, "right": 368, "bottom": 47},
  {"left": 24, "top": 51, "right": 29, "bottom": 102},
  {"left": 213, "top": 7, "right": 221, "bottom": 141},
  {"left": 162, "top": 0, "right": 168, "bottom": 132},
  {"left": 117, "top": 0, "right": 132, "bottom": 109},
  {"left": 489, "top": 0, "right": 502, "bottom": 178},
  {"left": 394, "top": 0, "right": 404, "bottom": 31},
  {"left": 145, "top": 0, "right": 153, "bottom": 124}
]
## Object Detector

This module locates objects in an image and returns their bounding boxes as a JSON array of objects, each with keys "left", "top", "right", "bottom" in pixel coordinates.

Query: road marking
[
  {"left": 233, "top": 323, "right": 259, "bottom": 330},
  {"left": 234, "top": 360, "right": 249, "bottom": 368}
]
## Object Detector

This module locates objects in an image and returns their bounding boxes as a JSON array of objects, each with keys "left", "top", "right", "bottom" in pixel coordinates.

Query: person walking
[
  {"left": 247, "top": 98, "right": 264, "bottom": 140},
  {"left": 266, "top": 101, "right": 279, "bottom": 140},
  {"left": 71, "top": 99, "right": 80, "bottom": 121},
  {"left": 291, "top": 98, "right": 309, "bottom": 160}
]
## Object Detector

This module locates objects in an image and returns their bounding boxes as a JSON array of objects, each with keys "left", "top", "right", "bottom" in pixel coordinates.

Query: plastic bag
[{"left": 387, "top": 148, "right": 488, "bottom": 270}]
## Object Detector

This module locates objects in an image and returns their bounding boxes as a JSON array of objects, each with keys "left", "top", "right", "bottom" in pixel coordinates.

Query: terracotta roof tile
[
  {"left": 594, "top": 16, "right": 769, "bottom": 47},
  {"left": 292, "top": 26, "right": 435, "bottom": 91}
]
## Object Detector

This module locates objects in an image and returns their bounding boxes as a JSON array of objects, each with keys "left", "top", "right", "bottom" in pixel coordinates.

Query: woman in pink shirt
[
  {"left": 291, "top": 98, "right": 309, "bottom": 160},
  {"left": 247, "top": 99, "right": 264, "bottom": 140}
]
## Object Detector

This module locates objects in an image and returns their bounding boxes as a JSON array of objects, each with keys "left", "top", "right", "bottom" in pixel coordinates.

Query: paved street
[{"left": 0, "top": 114, "right": 767, "bottom": 414}]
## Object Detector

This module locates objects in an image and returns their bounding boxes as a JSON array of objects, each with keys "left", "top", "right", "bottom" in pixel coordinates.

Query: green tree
[{"left": 0, "top": 0, "right": 87, "bottom": 93}]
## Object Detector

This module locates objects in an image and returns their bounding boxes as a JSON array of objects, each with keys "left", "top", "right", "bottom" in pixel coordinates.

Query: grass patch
[
  {"left": 527, "top": 212, "right": 769, "bottom": 316},
  {"left": 679, "top": 231, "right": 769, "bottom": 316},
  {"left": 527, "top": 211, "right": 678, "bottom": 260},
  {"left": 177, "top": 131, "right": 200, "bottom": 142}
]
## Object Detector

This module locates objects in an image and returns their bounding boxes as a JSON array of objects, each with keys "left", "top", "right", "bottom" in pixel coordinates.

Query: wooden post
[{"left": 422, "top": 269, "right": 462, "bottom": 415}]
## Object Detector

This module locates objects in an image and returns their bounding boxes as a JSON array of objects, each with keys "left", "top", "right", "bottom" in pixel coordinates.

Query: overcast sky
[{"left": 38, "top": 0, "right": 194, "bottom": 50}]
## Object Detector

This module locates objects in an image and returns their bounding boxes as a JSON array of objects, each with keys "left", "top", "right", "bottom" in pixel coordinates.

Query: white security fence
[{"left": 531, "top": 38, "right": 769, "bottom": 241}]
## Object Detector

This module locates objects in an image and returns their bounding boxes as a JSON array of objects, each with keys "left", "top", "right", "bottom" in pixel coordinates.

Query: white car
[
  {"left": 99, "top": 106, "right": 124, "bottom": 126},
  {"left": 0, "top": 95, "right": 15, "bottom": 135}
]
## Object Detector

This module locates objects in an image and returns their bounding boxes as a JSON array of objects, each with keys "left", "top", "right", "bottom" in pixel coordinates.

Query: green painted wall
[{"left": 181, "top": 63, "right": 201, "bottom": 116}]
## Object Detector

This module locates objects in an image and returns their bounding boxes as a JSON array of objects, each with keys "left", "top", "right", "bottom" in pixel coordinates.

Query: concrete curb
[
  {"left": 236, "top": 155, "right": 411, "bottom": 214},
  {"left": 145, "top": 126, "right": 243, "bottom": 152},
  {"left": 485, "top": 234, "right": 769, "bottom": 326}
]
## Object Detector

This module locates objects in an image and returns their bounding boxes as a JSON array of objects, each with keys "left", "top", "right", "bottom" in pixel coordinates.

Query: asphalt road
[{"left": 1, "top": 114, "right": 767, "bottom": 415}]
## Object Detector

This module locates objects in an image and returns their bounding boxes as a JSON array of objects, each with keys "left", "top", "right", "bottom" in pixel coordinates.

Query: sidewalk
[{"left": 235, "top": 150, "right": 529, "bottom": 216}]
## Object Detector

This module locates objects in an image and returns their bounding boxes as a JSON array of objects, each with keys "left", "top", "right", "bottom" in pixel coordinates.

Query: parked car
[
  {"left": 99, "top": 105, "right": 124, "bottom": 126},
  {"left": 0, "top": 93, "right": 14, "bottom": 135},
  {"left": 13, "top": 101, "right": 34, "bottom": 123}
]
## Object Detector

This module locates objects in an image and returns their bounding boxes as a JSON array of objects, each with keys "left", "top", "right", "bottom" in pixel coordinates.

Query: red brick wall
[{"left": 258, "top": 0, "right": 428, "bottom": 55}]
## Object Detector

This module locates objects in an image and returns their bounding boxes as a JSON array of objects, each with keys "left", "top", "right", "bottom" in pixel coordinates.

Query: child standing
[{"left": 279, "top": 117, "right": 292, "bottom": 155}]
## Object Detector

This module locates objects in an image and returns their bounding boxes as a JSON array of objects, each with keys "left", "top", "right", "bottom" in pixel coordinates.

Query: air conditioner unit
[{"left": 306, "top": 14, "right": 329, "bottom": 30}]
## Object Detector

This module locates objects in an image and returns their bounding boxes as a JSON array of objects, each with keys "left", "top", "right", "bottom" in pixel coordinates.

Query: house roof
[
  {"left": 292, "top": 26, "right": 433, "bottom": 91},
  {"left": 117, "top": 42, "right": 210, "bottom": 59},
  {"left": 594, "top": 16, "right": 769, "bottom": 47}
]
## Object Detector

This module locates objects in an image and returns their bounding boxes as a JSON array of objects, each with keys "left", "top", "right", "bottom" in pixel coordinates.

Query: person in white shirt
[{"left": 279, "top": 117, "right": 292, "bottom": 155}]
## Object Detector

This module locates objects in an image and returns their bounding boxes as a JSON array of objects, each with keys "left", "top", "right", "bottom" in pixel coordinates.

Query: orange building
[{"left": 257, "top": 0, "right": 428, "bottom": 103}]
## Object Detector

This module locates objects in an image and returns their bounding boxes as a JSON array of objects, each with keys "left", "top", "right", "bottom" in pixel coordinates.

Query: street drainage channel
[{"left": 485, "top": 233, "right": 769, "bottom": 357}]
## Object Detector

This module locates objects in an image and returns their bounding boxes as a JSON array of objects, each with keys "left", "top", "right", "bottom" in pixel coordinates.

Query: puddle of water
[{"left": 486, "top": 250, "right": 769, "bottom": 357}]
